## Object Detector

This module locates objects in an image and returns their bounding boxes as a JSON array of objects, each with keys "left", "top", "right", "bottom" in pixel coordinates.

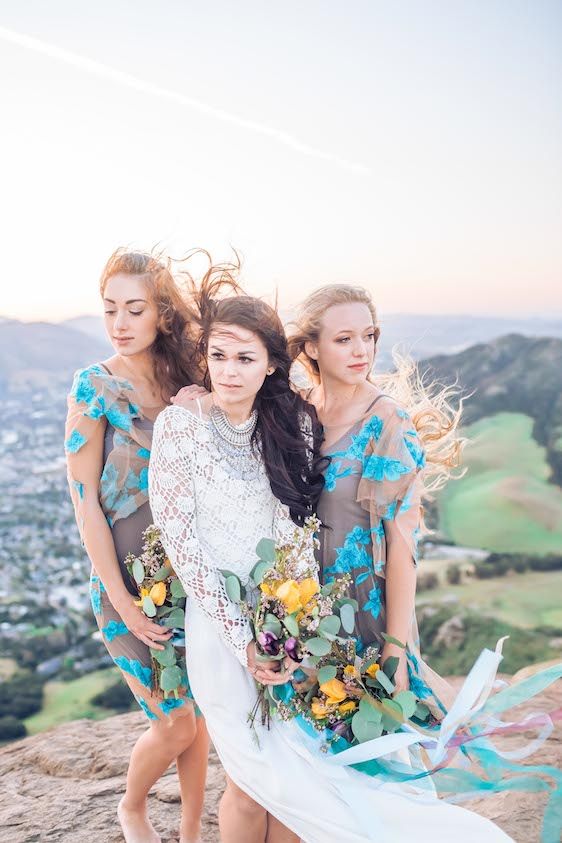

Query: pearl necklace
[{"left": 209, "top": 404, "right": 258, "bottom": 447}]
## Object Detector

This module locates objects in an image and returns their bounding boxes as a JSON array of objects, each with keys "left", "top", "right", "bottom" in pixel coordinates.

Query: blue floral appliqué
[
  {"left": 362, "top": 584, "right": 382, "bottom": 619},
  {"left": 65, "top": 429, "right": 87, "bottom": 454},
  {"left": 114, "top": 656, "right": 152, "bottom": 688},
  {"left": 345, "top": 415, "right": 384, "bottom": 460},
  {"left": 158, "top": 697, "right": 186, "bottom": 715},
  {"left": 89, "top": 578, "right": 102, "bottom": 616},
  {"left": 136, "top": 696, "right": 159, "bottom": 720},
  {"left": 362, "top": 454, "right": 412, "bottom": 483},
  {"left": 101, "top": 620, "right": 128, "bottom": 642}
]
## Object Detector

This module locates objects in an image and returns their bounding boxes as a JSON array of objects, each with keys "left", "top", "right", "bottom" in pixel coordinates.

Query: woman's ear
[
  {"left": 304, "top": 340, "right": 318, "bottom": 361},
  {"left": 266, "top": 366, "right": 276, "bottom": 376}
]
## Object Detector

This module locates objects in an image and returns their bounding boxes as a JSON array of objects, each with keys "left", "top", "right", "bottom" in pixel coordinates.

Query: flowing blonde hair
[{"left": 287, "top": 284, "right": 466, "bottom": 494}]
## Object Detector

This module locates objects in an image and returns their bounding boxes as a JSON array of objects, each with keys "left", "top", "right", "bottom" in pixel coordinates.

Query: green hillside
[{"left": 439, "top": 412, "right": 562, "bottom": 553}]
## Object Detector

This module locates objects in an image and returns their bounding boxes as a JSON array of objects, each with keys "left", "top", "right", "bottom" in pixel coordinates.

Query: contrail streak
[{"left": 0, "top": 25, "right": 371, "bottom": 174}]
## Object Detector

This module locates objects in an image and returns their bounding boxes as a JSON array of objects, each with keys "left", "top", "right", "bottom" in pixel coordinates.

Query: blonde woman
[{"left": 288, "top": 285, "right": 464, "bottom": 723}]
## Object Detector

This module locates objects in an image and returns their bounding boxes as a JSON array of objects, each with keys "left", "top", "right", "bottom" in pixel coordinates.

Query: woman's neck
[
  {"left": 210, "top": 393, "right": 256, "bottom": 426},
  {"left": 111, "top": 350, "right": 156, "bottom": 384},
  {"left": 312, "top": 377, "right": 376, "bottom": 421}
]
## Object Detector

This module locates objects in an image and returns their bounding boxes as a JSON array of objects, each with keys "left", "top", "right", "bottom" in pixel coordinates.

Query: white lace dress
[{"left": 149, "top": 404, "right": 512, "bottom": 843}]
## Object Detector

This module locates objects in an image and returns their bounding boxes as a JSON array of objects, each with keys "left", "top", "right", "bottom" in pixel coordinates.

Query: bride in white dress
[{"left": 149, "top": 287, "right": 512, "bottom": 843}]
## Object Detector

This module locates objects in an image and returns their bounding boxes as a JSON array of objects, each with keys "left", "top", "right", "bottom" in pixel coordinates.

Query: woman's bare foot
[{"left": 118, "top": 796, "right": 161, "bottom": 843}]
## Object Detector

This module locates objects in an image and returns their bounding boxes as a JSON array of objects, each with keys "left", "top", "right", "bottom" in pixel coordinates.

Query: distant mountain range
[{"left": 423, "top": 333, "right": 562, "bottom": 487}]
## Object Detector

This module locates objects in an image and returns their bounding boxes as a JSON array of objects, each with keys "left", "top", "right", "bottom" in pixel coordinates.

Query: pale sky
[{"left": 1, "top": 0, "right": 561, "bottom": 322}]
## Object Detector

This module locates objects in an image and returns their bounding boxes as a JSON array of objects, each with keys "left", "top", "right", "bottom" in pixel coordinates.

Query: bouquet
[
  {"left": 125, "top": 525, "right": 188, "bottom": 699},
  {"left": 220, "top": 515, "right": 356, "bottom": 730},
  {"left": 290, "top": 634, "right": 440, "bottom": 745}
]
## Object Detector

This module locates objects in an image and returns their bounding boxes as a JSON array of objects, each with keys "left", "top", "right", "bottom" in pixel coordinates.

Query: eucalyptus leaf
[
  {"left": 381, "top": 632, "right": 406, "bottom": 649},
  {"left": 255, "top": 538, "right": 276, "bottom": 563},
  {"left": 250, "top": 560, "right": 270, "bottom": 585},
  {"left": 154, "top": 564, "right": 172, "bottom": 582},
  {"left": 161, "top": 608, "right": 185, "bottom": 628},
  {"left": 319, "top": 615, "right": 341, "bottom": 637},
  {"left": 339, "top": 603, "right": 355, "bottom": 635},
  {"left": 351, "top": 711, "right": 384, "bottom": 743},
  {"left": 359, "top": 696, "right": 382, "bottom": 722},
  {"left": 393, "top": 690, "right": 417, "bottom": 720},
  {"left": 320, "top": 582, "right": 334, "bottom": 597},
  {"left": 225, "top": 575, "right": 241, "bottom": 603},
  {"left": 306, "top": 637, "right": 332, "bottom": 657},
  {"left": 283, "top": 614, "right": 299, "bottom": 637},
  {"left": 380, "top": 698, "right": 403, "bottom": 723},
  {"left": 317, "top": 665, "right": 338, "bottom": 685},
  {"left": 160, "top": 665, "right": 184, "bottom": 692},
  {"left": 375, "top": 668, "right": 395, "bottom": 695},
  {"left": 382, "top": 656, "right": 399, "bottom": 681},
  {"left": 142, "top": 596, "right": 156, "bottom": 617},
  {"left": 414, "top": 703, "right": 430, "bottom": 721},
  {"left": 150, "top": 642, "right": 176, "bottom": 667},
  {"left": 132, "top": 558, "right": 145, "bottom": 585},
  {"left": 170, "top": 578, "right": 186, "bottom": 598},
  {"left": 338, "top": 597, "right": 359, "bottom": 611}
]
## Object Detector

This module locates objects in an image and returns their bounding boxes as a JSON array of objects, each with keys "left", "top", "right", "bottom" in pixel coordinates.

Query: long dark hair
[
  {"left": 100, "top": 248, "right": 201, "bottom": 398},
  {"left": 193, "top": 265, "right": 325, "bottom": 524}
]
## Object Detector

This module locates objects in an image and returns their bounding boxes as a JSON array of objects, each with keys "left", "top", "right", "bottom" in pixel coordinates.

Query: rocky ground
[{"left": 0, "top": 666, "right": 560, "bottom": 843}]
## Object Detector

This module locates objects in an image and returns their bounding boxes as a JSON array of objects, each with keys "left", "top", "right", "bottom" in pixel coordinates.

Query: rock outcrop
[{"left": 1, "top": 671, "right": 560, "bottom": 842}]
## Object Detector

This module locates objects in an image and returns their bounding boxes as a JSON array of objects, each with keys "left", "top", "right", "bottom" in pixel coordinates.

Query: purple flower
[
  {"left": 258, "top": 630, "right": 281, "bottom": 656},
  {"left": 284, "top": 636, "right": 303, "bottom": 663},
  {"left": 331, "top": 721, "right": 352, "bottom": 741}
]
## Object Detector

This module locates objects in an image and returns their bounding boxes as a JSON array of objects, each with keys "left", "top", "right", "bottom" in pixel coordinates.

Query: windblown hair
[
  {"left": 99, "top": 248, "right": 201, "bottom": 399},
  {"left": 287, "top": 284, "right": 465, "bottom": 494},
  {"left": 193, "top": 264, "right": 325, "bottom": 524}
]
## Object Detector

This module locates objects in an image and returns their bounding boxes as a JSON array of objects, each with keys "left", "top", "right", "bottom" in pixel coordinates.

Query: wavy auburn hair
[
  {"left": 99, "top": 248, "right": 201, "bottom": 399},
  {"left": 288, "top": 284, "right": 465, "bottom": 495},
  {"left": 193, "top": 264, "right": 325, "bottom": 524}
]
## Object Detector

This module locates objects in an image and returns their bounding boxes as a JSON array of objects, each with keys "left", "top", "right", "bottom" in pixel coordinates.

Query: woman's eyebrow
[{"left": 103, "top": 298, "right": 147, "bottom": 304}]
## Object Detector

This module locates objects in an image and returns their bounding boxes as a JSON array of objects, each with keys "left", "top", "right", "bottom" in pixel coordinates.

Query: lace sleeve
[{"left": 149, "top": 407, "right": 253, "bottom": 667}]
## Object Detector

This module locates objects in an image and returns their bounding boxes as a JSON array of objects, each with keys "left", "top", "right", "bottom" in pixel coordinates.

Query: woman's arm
[
  {"left": 149, "top": 408, "right": 254, "bottom": 666},
  {"left": 66, "top": 412, "right": 170, "bottom": 650}
]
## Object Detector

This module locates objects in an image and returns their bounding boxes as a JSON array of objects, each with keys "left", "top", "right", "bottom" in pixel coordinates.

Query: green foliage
[
  {"left": 446, "top": 564, "right": 462, "bottom": 585},
  {"left": 419, "top": 605, "right": 558, "bottom": 675},
  {"left": 0, "top": 672, "right": 44, "bottom": 719},
  {"left": 91, "top": 681, "right": 133, "bottom": 712},
  {"left": 0, "top": 715, "right": 27, "bottom": 741}
]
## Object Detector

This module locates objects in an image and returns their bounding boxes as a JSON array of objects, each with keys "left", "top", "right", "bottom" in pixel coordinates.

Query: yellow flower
[
  {"left": 319, "top": 678, "right": 347, "bottom": 706},
  {"left": 149, "top": 582, "right": 167, "bottom": 606},
  {"left": 275, "top": 580, "right": 302, "bottom": 614},
  {"left": 311, "top": 698, "right": 332, "bottom": 719},
  {"left": 338, "top": 700, "right": 357, "bottom": 715},
  {"left": 344, "top": 665, "right": 359, "bottom": 679},
  {"left": 134, "top": 587, "right": 150, "bottom": 607},
  {"left": 298, "top": 577, "right": 319, "bottom": 608},
  {"left": 365, "top": 662, "right": 380, "bottom": 679},
  {"left": 260, "top": 580, "right": 275, "bottom": 597}
]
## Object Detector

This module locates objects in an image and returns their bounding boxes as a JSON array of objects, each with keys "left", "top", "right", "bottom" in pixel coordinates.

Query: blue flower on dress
[
  {"left": 324, "top": 461, "right": 339, "bottom": 492},
  {"left": 404, "top": 435, "right": 426, "bottom": 468},
  {"left": 89, "top": 579, "right": 102, "bottom": 616},
  {"left": 396, "top": 408, "right": 410, "bottom": 420},
  {"left": 138, "top": 467, "right": 149, "bottom": 493},
  {"left": 346, "top": 415, "right": 384, "bottom": 459},
  {"left": 362, "top": 584, "right": 382, "bottom": 618},
  {"left": 100, "top": 462, "right": 120, "bottom": 511},
  {"left": 346, "top": 525, "right": 372, "bottom": 545},
  {"left": 71, "top": 368, "right": 98, "bottom": 406},
  {"left": 158, "top": 697, "right": 186, "bottom": 715},
  {"left": 355, "top": 571, "right": 371, "bottom": 586},
  {"left": 105, "top": 403, "right": 134, "bottom": 432},
  {"left": 324, "top": 542, "right": 371, "bottom": 579},
  {"left": 371, "top": 521, "right": 385, "bottom": 545},
  {"left": 382, "top": 501, "right": 398, "bottom": 520},
  {"left": 101, "top": 620, "right": 128, "bottom": 642},
  {"left": 136, "top": 696, "right": 159, "bottom": 720},
  {"left": 114, "top": 657, "right": 152, "bottom": 688},
  {"left": 407, "top": 664, "right": 432, "bottom": 700},
  {"left": 373, "top": 558, "right": 385, "bottom": 575},
  {"left": 72, "top": 480, "right": 84, "bottom": 499},
  {"left": 65, "top": 429, "right": 87, "bottom": 454},
  {"left": 137, "top": 447, "right": 151, "bottom": 460},
  {"left": 363, "top": 454, "right": 412, "bottom": 483}
]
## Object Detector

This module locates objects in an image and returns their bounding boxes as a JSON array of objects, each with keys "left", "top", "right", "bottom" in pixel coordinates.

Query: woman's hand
[
  {"left": 117, "top": 598, "right": 173, "bottom": 650},
  {"left": 171, "top": 384, "right": 209, "bottom": 407},
  {"left": 381, "top": 642, "right": 410, "bottom": 694},
  {"left": 247, "top": 642, "right": 292, "bottom": 686}
]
